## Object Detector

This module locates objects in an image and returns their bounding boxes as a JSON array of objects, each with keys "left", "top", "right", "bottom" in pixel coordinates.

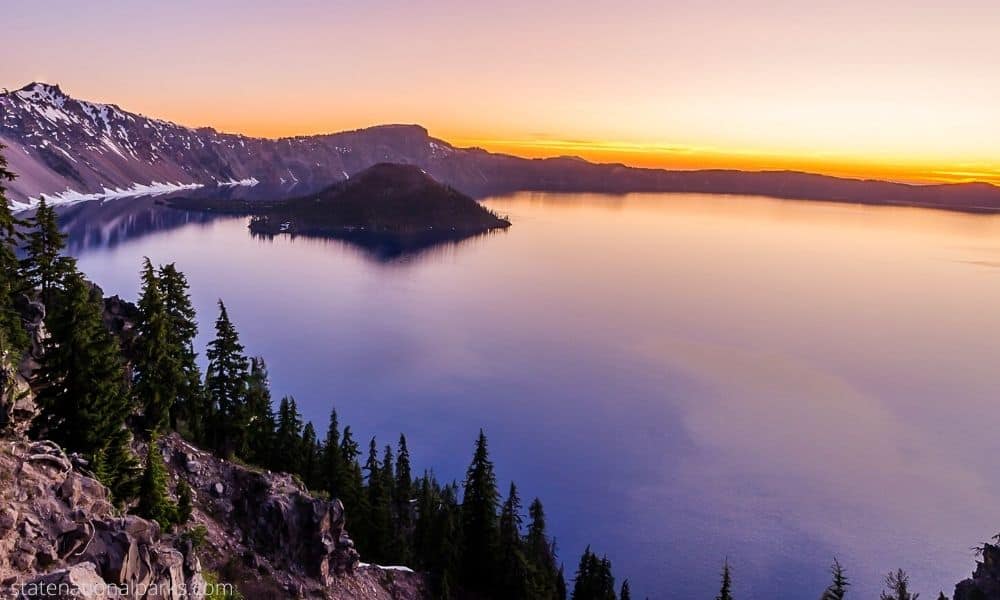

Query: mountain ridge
[{"left": 4, "top": 82, "right": 1000, "bottom": 212}]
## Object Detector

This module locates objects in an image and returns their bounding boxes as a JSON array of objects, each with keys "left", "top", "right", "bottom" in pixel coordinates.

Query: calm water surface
[{"left": 65, "top": 192, "right": 1000, "bottom": 599}]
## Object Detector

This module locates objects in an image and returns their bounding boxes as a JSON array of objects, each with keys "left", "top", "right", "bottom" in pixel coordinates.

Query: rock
[
  {"left": 18, "top": 562, "right": 109, "bottom": 599},
  {"left": 956, "top": 542, "right": 1000, "bottom": 600},
  {"left": 211, "top": 482, "right": 224, "bottom": 497}
]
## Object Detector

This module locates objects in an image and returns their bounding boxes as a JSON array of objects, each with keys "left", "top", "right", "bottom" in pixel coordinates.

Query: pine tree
[
  {"left": 301, "top": 422, "right": 321, "bottom": 490},
  {"left": 339, "top": 426, "right": 368, "bottom": 544},
  {"left": 244, "top": 357, "right": 276, "bottom": 466},
  {"left": 460, "top": 429, "right": 500, "bottom": 593},
  {"left": 136, "top": 437, "right": 178, "bottom": 530},
  {"left": 275, "top": 396, "right": 304, "bottom": 473},
  {"left": 133, "top": 258, "right": 180, "bottom": 433},
  {"left": 557, "top": 566, "right": 567, "bottom": 600},
  {"left": 881, "top": 569, "right": 918, "bottom": 600},
  {"left": 32, "top": 272, "right": 129, "bottom": 457},
  {"left": 159, "top": 263, "right": 202, "bottom": 432},
  {"left": 0, "top": 144, "right": 27, "bottom": 353},
  {"left": 204, "top": 300, "right": 249, "bottom": 455},
  {"left": 716, "top": 560, "right": 734, "bottom": 600},
  {"left": 176, "top": 479, "right": 194, "bottom": 524},
  {"left": 526, "top": 498, "right": 560, "bottom": 599},
  {"left": 620, "top": 579, "right": 631, "bottom": 600},
  {"left": 394, "top": 433, "right": 414, "bottom": 565},
  {"left": 498, "top": 482, "right": 532, "bottom": 599},
  {"left": 363, "top": 437, "right": 393, "bottom": 563},
  {"left": 20, "top": 198, "right": 75, "bottom": 306},
  {"left": 821, "top": 558, "right": 849, "bottom": 600},
  {"left": 322, "top": 406, "right": 343, "bottom": 495},
  {"left": 937, "top": 593, "right": 947, "bottom": 600},
  {"left": 95, "top": 426, "right": 141, "bottom": 504}
]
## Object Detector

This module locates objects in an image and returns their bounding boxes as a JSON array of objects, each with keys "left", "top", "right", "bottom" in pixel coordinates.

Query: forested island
[
  {"left": 167, "top": 163, "right": 510, "bottom": 258},
  {"left": 1, "top": 145, "right": 998, "bottom": 599}
]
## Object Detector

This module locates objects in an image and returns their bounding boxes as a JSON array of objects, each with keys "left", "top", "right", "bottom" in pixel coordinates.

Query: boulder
[{"left": 17, "top": 562, "right": 109, "bottom": 599}]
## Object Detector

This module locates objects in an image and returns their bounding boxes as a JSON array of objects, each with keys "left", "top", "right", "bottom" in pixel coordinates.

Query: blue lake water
[{"left": 62, "top": 191, "right": 1000, "bottom": 599}]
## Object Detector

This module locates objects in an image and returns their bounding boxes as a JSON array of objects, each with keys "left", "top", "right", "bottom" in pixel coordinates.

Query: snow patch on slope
[{"left": 23, "top": 181, "right": 206, "bottom": 208}]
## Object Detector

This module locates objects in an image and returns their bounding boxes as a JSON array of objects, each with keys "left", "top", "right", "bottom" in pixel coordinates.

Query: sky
[{"left": 4, "top": 0, "right": 1000, "bottom": 184}]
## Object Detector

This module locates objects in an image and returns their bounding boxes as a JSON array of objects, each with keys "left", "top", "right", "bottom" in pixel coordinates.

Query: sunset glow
[{"left": 5, "top": 0, "right": 1000, "bottom": 184}]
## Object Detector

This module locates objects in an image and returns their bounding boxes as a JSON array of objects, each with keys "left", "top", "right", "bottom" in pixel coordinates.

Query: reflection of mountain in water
[
  {"left": 55, "top": 184, "right": 311, "bottom": 255},
  {"left": 249, "top": 226, "right": 507, "bottom": 263},
  {"left": 54, "top": 182, "right": 505, "bottom": 263}
]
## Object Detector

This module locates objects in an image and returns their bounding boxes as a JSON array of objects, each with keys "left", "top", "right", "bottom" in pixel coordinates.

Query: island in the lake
[{"left": 167, "top": 163, "right": 511, "bottom": 259}]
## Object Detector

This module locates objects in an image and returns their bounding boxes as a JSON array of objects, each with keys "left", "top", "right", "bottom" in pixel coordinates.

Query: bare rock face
[
  {"left": 955, "top": 543, "right": 1000, "bottom": 600},
  {"left": 159, "top": 434, "right": 373, "bottom": 597},
  {"left": 0, "top": 438, "right": 205, "bottom": 599},
  {"left": 0, "top": 354, "right": 35, "bottom": 437}
]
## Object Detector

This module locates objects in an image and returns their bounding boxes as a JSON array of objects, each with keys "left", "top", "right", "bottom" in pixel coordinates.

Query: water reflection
[
  {"left": 59, "top": 190, "right": 507, "bottom": 264},
  {"left": 66, "top": 191, "right": 1000, "bottom": 600}
]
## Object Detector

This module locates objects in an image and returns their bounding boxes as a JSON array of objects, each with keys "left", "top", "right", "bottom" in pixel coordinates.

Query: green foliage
[
  {"left": 461, "top": 429, "right": 501, "bottom": 593},
  {"left": 881, "top": 569, "right": 918, "bottom": 600},
  {"left": 158, "top": 263, "right": 203, "bottom": 433},
  {"left": 362, "top": 437, "right": 393, "bottom": 562},
  {"left": 322, "top": 406, "right": 343, "bottom": 496},
  {"left": 0, "top": 144, "right": 27, "bottom": 354},
  {"left": 571, "top": 546, "right": 616, "bottom": 600},
  {"left": 204, "top": 300, "right": 249, "bottom": 455},
  {"left": 202, "top": 570, "right": 245, "bottom": 600},
  {"left": 182, "top": 524, "right": 209, "bottom": 549},
  {"left": 243, "top": 357, "right": 276, "bottom": 467},
  {"left": 497, "top": 482, "right": 532, "bottom": 599},
  {"left": 134, "top": 258, "right": 180, "bottom": 434},
  {"left": 136, "top": 436, "right": 178, "bottom": 530},
  {"left": 19, "top": 198, "right": 76, "bottom": 306},
  {"left": 274, "top": 396, "right": 304, "bottom": 473},
  {"left": 32, "top": 272, "right": 129, "bottom": 456},
  {"left": 176, "top": 479, "right": 194, "bottom": 524}
]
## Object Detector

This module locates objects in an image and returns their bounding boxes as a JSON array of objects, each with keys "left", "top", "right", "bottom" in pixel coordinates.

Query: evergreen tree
[
  {"left": 526, "top": 498, "right": 561, "bottom": 599},
  {"left": 136, "top": 437, "right": 178, "bottom": 530},
  {"left": 498, "top": 482, "right": 532, "bottom": 599},
  {"left": 244, "top": 357, "right": 276, "bottom": 466},
  {"left": 394, "top": 434, "right": 414, "bottom": 565},
  {"left": 301, "top": 422, "right": 321, "bottom": 490},
  {"left": 321, "top": 406, "right": 343, "bottom": 495},
  {"left": 571, "top": 546, "right": 616, "bottom": 600},
  {"left": 159, "top": 263, "right": 202, "bottom": 432},
  {"left": 460, "top": 429, "right": 500, "bottom": 593},
  {"left": 275, "top": 396, "right": 304, "bottom": 473},
  {"left": 32, "top": 272, "right": 129, "bottom": 456},
  {"left": 821, "top": 558, "right": 849, "bottom": 600},
  {"left": 19, "top": 198, "right": 75, "bottom": 306},
  {"left": 716, "top": 560, "right": 734, "bottom": 600},
  {"left": 557, "top": 566, "right": 568, "bottom": 600},
  {"left": 204, "top": 300, "right": 249, "bottom": 455},
  {"left": 176, "top": 479, "right": 194, "bottom": 524},
  {"left": 363, "top": 437, "right": 392, "bottom": 562},
  {"left": 0, "top": 145, "right": 27, "bottom": 353},
  {"left": 881, "top": 569, "right": 918, "bottom": 600},
  {"left": 620, "top": 579, "right": 631, "bottom": 600},
  {"left": 339, "top": 426, "right": 368, "bottom": 544},
  {"left": 94, "top": 425, "right": 141, "bottom": 504},
  {"left": 133, "top": 258, "right": 180, "bottom": 433},
  {"left": 937, "top": 593, "right": 947, "bottom": 600}
]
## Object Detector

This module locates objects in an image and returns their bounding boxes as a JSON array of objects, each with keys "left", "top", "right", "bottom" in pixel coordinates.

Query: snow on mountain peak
[{"left": 15, "top": 82, "right": 68, "bottom": 106}]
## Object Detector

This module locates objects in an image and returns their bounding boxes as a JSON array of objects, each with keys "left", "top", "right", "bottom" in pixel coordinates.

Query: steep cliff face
[{"left": 0, "top": 438, "right": 205, "bottom": 599}]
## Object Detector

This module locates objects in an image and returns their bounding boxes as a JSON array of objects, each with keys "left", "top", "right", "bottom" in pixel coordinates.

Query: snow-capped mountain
[
  {"left": 4, "top": 82, "right": 1000, "bottom": 211},
  {"left": 0, "top": 83, "right": 480, "bottom": 207}
]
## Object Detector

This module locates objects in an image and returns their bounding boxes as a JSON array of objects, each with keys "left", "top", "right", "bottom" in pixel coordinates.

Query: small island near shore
[{"left": 167, "top": 163, "right": 511, "bottom": 259}]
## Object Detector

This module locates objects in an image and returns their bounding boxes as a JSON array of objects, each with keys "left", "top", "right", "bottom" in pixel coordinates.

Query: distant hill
[{"left": 4, "top": 82, "right": 1000, "bottom": 212}]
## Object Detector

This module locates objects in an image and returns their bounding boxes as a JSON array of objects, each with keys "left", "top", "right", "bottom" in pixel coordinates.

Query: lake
[{"left": 63, "top": 191, "right": 1000, "bottom": 599}]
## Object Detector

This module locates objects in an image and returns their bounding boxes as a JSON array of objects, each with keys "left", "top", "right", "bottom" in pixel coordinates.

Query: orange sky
[{"left": 4, "top": 0, "right": 1000, "bottom": 185}]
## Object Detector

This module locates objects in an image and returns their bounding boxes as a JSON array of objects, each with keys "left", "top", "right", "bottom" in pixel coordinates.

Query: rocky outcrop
[
  {"left": 0, "top": 438, "right": 205, "bottom": 599},
  {"left": 955, "top": 543, "right": 1000, "bottom": 600},
  {"left": 159, "top": 434, "right": 426, "bottom": 599}
]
